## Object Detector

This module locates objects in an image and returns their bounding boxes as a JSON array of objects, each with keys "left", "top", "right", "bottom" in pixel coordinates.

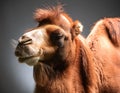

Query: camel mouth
[
  {"left": 17, "top": 55, "right": 41, "bottom": 66},
  {"left": 15, "top": 48, "right": 47, "bottom": 66},
  {"left": 18, "top": 56, "right": 34, "bottom": 62}
]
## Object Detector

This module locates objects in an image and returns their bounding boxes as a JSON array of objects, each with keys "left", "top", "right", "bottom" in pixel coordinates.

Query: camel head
[{"left": 15, "top": 5, "right": 83, "bottom": 66}]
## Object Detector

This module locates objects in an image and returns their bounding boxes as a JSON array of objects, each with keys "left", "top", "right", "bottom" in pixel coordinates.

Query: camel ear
[
  {"left": 71, "top": 20, "right": 83, "bottom": 39},
  {"left": 73, "top": 20, "right": 83, "bottom": 35}
]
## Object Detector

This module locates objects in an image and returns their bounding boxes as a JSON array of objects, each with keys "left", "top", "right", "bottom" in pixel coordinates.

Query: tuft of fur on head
[
  {"left": 34, "top": 4, "right": 74, "bottom": 32},
  {"left": 34, "top": 5, "right": 64, "bottom": 22}
]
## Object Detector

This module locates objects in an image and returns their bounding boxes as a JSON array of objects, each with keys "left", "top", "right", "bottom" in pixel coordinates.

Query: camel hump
[{"left": 104, "top": 18, "right": 120, "bottom": 47}]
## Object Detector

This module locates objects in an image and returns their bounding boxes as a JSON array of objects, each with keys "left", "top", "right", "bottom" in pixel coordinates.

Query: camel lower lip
[{"left": 18, "top": 56, "right": 33, "bottom": 62}]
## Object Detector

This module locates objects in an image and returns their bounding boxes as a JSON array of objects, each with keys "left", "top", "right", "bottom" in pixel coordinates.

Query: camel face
[{"left": 15, "top": 24, "right": 70, "bottom": 66}]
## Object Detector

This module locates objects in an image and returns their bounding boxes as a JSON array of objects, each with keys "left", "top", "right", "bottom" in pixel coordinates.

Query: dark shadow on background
[{"left": 0, "top": 0, "right": 120, "bottom": 93}]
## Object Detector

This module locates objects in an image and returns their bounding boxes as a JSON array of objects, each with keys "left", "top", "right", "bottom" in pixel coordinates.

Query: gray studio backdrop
[{"left": 0, "top": 0, "right": 120, "bottom": 93}]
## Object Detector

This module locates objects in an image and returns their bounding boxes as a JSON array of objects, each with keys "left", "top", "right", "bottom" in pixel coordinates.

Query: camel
[{"left": 15, "top": 5, "right": 120, "bottom": 93}]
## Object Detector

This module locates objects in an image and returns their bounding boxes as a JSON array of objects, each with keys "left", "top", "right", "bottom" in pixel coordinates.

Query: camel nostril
[
  {"left": 19, "top": 36, "right": 32, "bottom": 45},
  {"left": 15, "top": 49, "right": 22, "bottom": 57}
]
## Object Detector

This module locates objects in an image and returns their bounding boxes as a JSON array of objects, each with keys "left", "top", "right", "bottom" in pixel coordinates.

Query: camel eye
[
  {"left": 50, "top": 30, "right": 64, "bottom": 47},
  {"left": 50, "top": 30, "right": 63, "bottom": 40}
]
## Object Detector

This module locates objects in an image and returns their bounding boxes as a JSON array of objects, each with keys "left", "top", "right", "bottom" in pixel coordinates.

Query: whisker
[{"left": 11, "top": 39, "right": 18, "bottom": 48}]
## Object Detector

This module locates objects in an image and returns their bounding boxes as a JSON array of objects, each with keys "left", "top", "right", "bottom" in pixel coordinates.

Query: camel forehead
[
  {"left": 25, "top": 25, "right": 61, "bottom": 34},
  {"left": 19, "top": 28, "right": 46, "bottom": 42},
  {"left": 19, "top": 25, "right": 65, "bottom": 41},
  {"left": 25, "top": 28, "right": 46, "bottom": 36}
]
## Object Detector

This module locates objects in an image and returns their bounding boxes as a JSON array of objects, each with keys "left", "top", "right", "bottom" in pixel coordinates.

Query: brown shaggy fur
[
  {"left": 34, "top": 6, "right": 120, "bottom": 93},
  {"left": 15, "top": 5, "right": 120, "bottom": 93}
]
